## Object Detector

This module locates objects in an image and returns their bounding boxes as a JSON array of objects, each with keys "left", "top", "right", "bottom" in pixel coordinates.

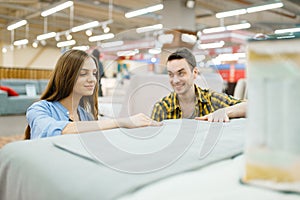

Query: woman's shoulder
[
  {"left": 29, "top": 100, "right": 63, "bottom": 112},
  {"left": 30, "top": 100, "right": 53, "bottom": 108}
]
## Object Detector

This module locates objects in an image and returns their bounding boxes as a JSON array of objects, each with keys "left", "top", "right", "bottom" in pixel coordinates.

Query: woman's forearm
[
  {"left": 61, "top": 113, "right": 162, "bottom": 135},
  {"left": 62, "top": 119, "right": 119, "bottom": 134}
]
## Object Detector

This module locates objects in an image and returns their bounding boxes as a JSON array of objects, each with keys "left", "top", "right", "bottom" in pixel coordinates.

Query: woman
[{"left": 25, "top": 50, "right": 161, "bottom": 139}]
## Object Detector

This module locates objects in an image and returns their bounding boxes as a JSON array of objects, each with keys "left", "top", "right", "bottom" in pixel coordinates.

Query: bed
[{"left": 0, "top": 119, "right": 299, "bottom": 200}]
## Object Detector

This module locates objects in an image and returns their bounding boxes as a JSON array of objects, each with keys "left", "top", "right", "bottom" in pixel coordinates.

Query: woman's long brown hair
[{"left": 24, "top": 50, "right": 99, "bottom": 139}]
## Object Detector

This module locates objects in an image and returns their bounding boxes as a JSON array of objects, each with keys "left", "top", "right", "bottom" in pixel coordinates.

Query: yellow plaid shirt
[{"left": 151, "top": 84, "right": 242, "bottom": 122}]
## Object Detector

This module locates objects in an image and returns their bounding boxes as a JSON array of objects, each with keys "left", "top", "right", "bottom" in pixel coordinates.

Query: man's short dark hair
[{"left": 167, "top": 47, "right": 196, "bottom": 69}]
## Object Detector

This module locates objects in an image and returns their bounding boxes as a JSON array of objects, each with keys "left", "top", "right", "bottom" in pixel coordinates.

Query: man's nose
[{"left": 173, "top": 75, "right": 180, "bottom": 83}]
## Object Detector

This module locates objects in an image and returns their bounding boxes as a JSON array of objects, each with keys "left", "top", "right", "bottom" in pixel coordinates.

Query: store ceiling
[{"left": 0, "top": 0, "right": 299, "bottom": 49}]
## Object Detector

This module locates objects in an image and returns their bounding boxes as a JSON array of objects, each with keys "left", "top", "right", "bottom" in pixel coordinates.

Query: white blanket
[{"left": 0, "top": 119, "right": 246, "bottom": 200}]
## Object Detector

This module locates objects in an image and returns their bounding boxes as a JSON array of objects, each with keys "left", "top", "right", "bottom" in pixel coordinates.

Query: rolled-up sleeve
[
  {"left": 26, "top": 102, "right": 69, "bottom": 139},
  {"left": 151, "top": 103, "right": 166, "bottom": 122},
  {"left": 210, "top": 92, "right": 242, "bottom": 110}
]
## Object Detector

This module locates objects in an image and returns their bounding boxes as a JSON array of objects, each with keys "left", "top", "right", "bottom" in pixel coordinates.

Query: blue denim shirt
[{"left": 26, "top": 100, "right": 93, "bottom": 139}]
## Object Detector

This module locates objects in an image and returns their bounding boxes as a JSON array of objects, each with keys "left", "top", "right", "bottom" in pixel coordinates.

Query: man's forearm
[{"left": 225, "top": 101, "right": 247, "bottom": 119}]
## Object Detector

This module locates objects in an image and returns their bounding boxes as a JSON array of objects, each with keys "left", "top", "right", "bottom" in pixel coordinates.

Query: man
[
  {"left": 151, "top": 48, "right": 246, "bottom": 122},
  {"left": 92, "top": 49, "right": 105, "bottom": 96}
]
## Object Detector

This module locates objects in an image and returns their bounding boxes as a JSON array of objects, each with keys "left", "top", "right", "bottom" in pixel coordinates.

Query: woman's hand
[
  {"left": 118, "top": 113, "right": 163, "bottom": 128},
  {"left": 195, "top": 108, "right": 229, "bottom": 122}
]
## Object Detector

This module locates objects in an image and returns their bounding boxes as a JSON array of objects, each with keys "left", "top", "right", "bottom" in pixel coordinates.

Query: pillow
[{"left": 0, "top": 86, "right": 19, "bottom": 96}]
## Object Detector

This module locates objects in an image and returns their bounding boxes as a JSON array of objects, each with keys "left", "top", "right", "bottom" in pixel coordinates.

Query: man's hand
[
  {"left": 195, "top": 108, "right": 229, "bottom": 122},
  {"left": 196, "top": 101, "right": 247, "bottom": 122}
]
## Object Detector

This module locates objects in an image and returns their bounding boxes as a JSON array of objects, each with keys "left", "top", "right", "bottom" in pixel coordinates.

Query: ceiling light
[
  {"left": 274, "top": 27, "right": 300, "bottom": 34},
  {"left": 2, "top": 47, "right": 8, "bottom": 53},
  {"left": 214, "top": 54, "right": 238, "bottom": 62},
  {"left": 136, "top": 24, "right": 163, "bottom": 33},
  {"left": 88, "top": 33, "right": 114, "bottom": 42},
  {"left": 32, "top": 41, "right": 39, "bottom": 48},
  {"left": 37, "top": 32, "right": 56, "bottom": 41},
  {"left": 216, "top": 9, "right": 247, "bottom": 18},
  {"left": 85, "top": 29, "right": 93, "bottom": 36},
  {"left": 181, "top": 33, "right": 197, "bottom": 43},
  {"left": 71, "top": 21, "right": 100, "bottom": 32},
  {"left": 158, "top": 34, "right": 174, "bottom": 44},
  {"left": 41, "top": 1, "right": 74, "bottom": 17},
  {"left": 125, "top": 4, "right": 163, "bottom": 18},
  {"left": 103, "top": 25, "right": 110, "bottom": 33},
  {"left": 202, "top": 22, "right": 251, "bottom": 34},
  {"left": 57, "top": 40, "right": 76, "bottom": 48},
  {"left": 7, "top": 20, "right": 27, "bottom": 31},
  {"left": 246, "top": 2, "right": 283, "bottom": 13},
  {"left": 226, "top": 22, "right": 251, "bottom": 31},
  {"left": 203, "top": 26, "right": 226, "bottom": 34},
  {"left": 198, "top": 41, "right": 225, "bottom": 49},
  {"left": 101, "top": 40, "right": 124, "bottom": 48},
  {"left": 55, "top": 34, "right": 60, "bottom": 41},
  {"left": 148, "top": 48, "right": 161, "bottom": 54},
  {"left": 13, "top": 39, "right": 29, "bottom": 46},
  {"left": 72, "top": 46, "right": 90, "bottom": 51},
  {"left": 40, "top": 40, "right": 47, "bottom": 46},
  {"left": 186, "top": 0, "right": 195, "bottom": 8},
  {"left": 66, "top": 33, "right": 73, "bottom": 40},
  {"left": 215, "top": 1, "right": 284, "bottom": 18},
  {"left": 234, "top": 53, "right": 246, "bottom": 58}
]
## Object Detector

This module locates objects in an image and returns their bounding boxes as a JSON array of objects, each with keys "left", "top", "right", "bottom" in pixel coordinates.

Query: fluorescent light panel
[
  {"left": 216, "top": 9, "right": 246, "bottom": 18},
  {"left": 246, "top": 2, "right": 283, "bottom": 13},
  {"left": 101, "top": 40, "right": 124, "bottom": 48},
  {"left": 158, "top": 34, "right": 174, "bottom": 44},
  {"left": 37, "top": 32, "right": 56, "bottom": 41},
  {"left": 41, "top": 1, "right": 74, "bottom": 17},
  {"left": 88, "top": 33, "right": 114, "bottom": 42},
  {"left": 181, "top": 33, "right": 197, "bottom": 43},
  {"left": 136, "top": 24, "right": 163, "bottom": 33},
  {"left": 13, "top": 39, "right": 29, "bottom": 46},
  {"left": 57, "top": 40, "right": 76, "bottom": 48},
  {"left": 125, "top": 4, "right": 163, "bottom": 18},
  {"left": 226, "top": 22, "right": 251, "bottom": 30},
  {"left": 71, "top": 21, "right": 100, "bottom": 32},
  {"left": 186, "top": 0, "right": 195, "bottom": 8},
  {"left": 148, "top": 48, "right": 161, "bottom": 54},
  {"left": 72, "top": 46, "right": 90, "bottom": 51},
  {"left": 216, "top": 1, "right": 284, "bottom": 18},
  {"left": 198, "top": 41, "right": 225, "bottom": 49},
  {"left": 215, "top": 53, "right": 246, "bottom": 61},
  {"left": 274, "top": 27, "right": 300, "bottom": 34},
  {"left": 203, "top": 23, "right": 251, "bottom": 34},
  {"left": 7, "top": 20, "right": 27, "bottom": 30},
  {"left": 203, "top": 26, "right": 226, "bottom": 34}
]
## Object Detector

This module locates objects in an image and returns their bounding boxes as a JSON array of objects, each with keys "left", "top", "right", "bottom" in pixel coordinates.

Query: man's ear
[{"left": 193, "top": 67, "right": 198, "bottom": 78}]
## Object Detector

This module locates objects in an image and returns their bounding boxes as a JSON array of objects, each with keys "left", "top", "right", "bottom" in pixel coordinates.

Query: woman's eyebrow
[{"left": 80, "top": 68, "right": 97, "bottom": 71}]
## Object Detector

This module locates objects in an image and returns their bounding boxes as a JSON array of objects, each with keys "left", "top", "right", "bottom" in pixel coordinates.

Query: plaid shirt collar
[{"left": 169, "top": 84, "right": 208, "bottom": 112}]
